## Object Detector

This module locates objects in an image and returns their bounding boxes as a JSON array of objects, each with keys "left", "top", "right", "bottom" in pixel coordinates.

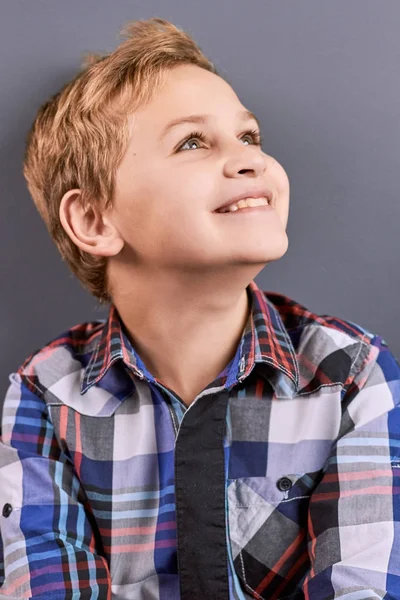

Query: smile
[
  {"left": 216, "top": 198, "right": 273, "bottom": 215},
  {"left": 216, "top": 197, "right": 270, "bottom": 213}
]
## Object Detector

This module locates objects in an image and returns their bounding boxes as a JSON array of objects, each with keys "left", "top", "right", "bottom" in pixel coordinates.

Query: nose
[{"left": 224, "top": 143, "right": 268, "bottom": 178}]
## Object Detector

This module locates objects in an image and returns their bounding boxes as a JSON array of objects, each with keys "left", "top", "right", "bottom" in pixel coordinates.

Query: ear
[{"left": 59, "top": 189, "right": 124, "bottom": 257}]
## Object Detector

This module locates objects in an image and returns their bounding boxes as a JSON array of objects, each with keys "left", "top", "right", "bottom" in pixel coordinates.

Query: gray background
[{"left": 1, "top": 1, "right": 399, "bottom": 405}]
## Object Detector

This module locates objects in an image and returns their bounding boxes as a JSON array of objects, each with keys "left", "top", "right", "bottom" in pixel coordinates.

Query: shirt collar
[{"left": 80, "top": 279, "right": 300, "bottom": 397}]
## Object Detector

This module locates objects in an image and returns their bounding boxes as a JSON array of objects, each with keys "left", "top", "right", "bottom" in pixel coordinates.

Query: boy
[{"left": 1, "top": 16, "right": 399, "bottom": 600}]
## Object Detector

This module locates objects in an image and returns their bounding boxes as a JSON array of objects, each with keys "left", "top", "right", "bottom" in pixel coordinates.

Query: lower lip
[{"left": 215, "top": 204, "right": 273, "bottom": 215}]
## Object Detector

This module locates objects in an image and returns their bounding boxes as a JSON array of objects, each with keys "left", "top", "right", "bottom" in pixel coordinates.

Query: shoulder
[
  {"left": 263, "top": 290, "right": 394, "bottom": 387},
  {"left": 264, "top": 290, "right": 376, "bottom": 344},
  {"left": 14, "top": 318, "right": 106, "bottom": 400}
]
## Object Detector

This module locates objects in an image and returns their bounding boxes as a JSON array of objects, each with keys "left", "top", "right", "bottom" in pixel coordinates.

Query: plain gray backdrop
[{"left": 1, "top": 1, "right": 399, "bottom": 406}]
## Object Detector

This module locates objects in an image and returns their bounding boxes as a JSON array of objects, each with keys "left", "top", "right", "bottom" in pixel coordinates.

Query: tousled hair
[{"left": 23, "top": 18, "right": 219, "bottom": 305}]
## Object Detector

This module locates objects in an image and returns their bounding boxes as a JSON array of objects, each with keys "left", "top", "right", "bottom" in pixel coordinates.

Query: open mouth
[{"left": 214, "top": 197, "right": 273, "bottom": 214}]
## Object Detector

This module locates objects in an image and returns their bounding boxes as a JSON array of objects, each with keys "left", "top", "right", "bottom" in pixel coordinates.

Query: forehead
[{"left": 129, "top": 64, "right": 245, "bottom": 132}]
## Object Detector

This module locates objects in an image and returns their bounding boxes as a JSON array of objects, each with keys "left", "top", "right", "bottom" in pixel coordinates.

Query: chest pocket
[{"left": 228, "top": 470, "right": 322, "bottom": 600}]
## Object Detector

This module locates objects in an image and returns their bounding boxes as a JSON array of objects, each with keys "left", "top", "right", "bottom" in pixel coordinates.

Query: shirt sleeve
[
  {"left": 302, "top": 334, "right": 400, "bottom": 600},
  {"left": 0, "top": 372, "right": 111, "bottom": 599}
]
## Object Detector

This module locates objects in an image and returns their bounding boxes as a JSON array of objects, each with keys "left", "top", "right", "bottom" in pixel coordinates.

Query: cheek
[
  {"left": 165, "top": 159, "right": 217, "bottom": 195},
  {"left": 276, "top": 202, "right": 289, "bottom": 230},
  {"left": 114, "top": 196, "right": 211, "bottom": 252},
  {"left": 114, "top": 159, "right": 217, "bottom": 236},
  {"left": 268, "top": 159, "right": 290, "bottom": 226}
]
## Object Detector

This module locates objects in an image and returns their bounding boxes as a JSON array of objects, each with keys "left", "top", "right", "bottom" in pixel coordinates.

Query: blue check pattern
[{"left": 1, "top": 279, "right": 400, "bottom": 599}]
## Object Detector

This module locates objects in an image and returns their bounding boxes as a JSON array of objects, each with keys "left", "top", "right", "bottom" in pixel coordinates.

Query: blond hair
[{"left": 23, "top": 18, "right": 219, "bottom": 305}]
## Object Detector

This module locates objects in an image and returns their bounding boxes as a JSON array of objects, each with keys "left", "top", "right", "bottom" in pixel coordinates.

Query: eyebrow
[{"left": 159, "top": 109, "right": 261, "bottom": 140}]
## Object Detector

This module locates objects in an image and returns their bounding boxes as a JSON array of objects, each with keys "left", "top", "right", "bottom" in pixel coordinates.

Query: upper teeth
[{"left": 218, "top": 197, "right": 270, "bottom": 213}]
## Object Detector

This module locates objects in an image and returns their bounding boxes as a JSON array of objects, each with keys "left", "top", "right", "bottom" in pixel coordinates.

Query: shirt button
[
  {"left": 277, "top": 477, "right": 292, "bottom": 492},
  {"left": 2, "top": 503, "right": 12, "bottom": 518}
]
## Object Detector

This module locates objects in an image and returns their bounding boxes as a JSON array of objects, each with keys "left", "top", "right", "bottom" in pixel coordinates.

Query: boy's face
[{"left": 107, "top": 64, "right": 290, "bottom": 279}]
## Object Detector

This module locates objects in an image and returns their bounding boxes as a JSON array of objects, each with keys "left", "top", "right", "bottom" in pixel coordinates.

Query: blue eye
[{"left": 177, "top": 128, "right": 263, "bottom": 152}]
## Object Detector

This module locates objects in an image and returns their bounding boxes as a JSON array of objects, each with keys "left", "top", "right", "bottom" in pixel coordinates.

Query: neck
[{"left": 109, "top": 267, "right": 257, "bottom": 406}]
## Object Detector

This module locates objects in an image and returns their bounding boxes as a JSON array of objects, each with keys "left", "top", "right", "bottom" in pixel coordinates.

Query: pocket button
[
  {"left": 277, "top": 477, "right": 293, "bottom": 492},
  {"left": 2, "top": 503, "right": 12, "bottom": 518}
]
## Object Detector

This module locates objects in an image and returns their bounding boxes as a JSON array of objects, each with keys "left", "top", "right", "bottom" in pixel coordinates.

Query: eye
[
  {"left": 177, "top": 131, "right": 207, "bottom": 152},
  {"left": 241, "top": 128, "right": 263, "bottom": 147},
  {"left": 176, "top": 128, "right": 263, "bottom": 152}
]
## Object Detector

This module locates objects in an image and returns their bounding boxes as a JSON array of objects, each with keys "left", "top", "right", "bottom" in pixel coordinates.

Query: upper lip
[{"left": 214, "top": 187, "right": 274, "bottom": 212}]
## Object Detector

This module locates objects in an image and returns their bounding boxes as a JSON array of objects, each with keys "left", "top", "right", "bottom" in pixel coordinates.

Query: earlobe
[{"left": 89, "top": 235, "right": 125, "bottom": 257}]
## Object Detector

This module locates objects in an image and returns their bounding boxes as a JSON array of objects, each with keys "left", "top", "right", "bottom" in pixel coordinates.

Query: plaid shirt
[{"left": 1, "top": 279, "right": 400, "bottom": 600}]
